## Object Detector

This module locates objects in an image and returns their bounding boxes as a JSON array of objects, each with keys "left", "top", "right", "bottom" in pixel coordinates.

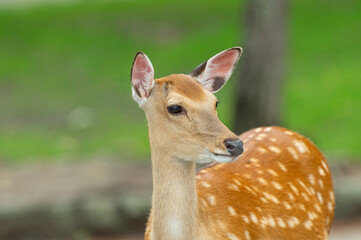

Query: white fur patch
[
  {"left": 132, "top": 87, "right": 148, "bottom": 107},
  {"left": 167, "top": 217, "right": 183, "bottom": 239}
]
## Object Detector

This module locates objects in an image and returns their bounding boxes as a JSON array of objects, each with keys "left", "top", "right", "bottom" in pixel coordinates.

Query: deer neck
[{"left": 148, "top": 126, "right": 198, "bottom": 240}]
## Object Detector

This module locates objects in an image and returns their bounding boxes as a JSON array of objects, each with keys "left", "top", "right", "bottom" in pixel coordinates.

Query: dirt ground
[
  {"left": 329, "top": 218, "right": 361, "bottom": 240},
  {"left": 101, "top": 218, "right": 361, "bottom": 240}
]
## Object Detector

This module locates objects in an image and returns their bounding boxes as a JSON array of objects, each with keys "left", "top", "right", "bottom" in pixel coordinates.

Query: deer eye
[
  {"left": 167, "top": 105, "right": 184, "bottom": 115},
  {"left": 216, "top": 101, "right": 220, "bottom": 108}
]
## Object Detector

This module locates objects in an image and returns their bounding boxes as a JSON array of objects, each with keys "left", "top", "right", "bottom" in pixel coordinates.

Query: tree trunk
[{"left": 234, "top": 0, "right": 288, "bottom": 134}]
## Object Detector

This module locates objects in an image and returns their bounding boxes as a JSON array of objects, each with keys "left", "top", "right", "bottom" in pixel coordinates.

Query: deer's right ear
[
  {"left": 190, "top": 47, "right": 242, "bottom": 93},
  {"left": 131, "top": 52, "right": 155, "bottom": 106}
]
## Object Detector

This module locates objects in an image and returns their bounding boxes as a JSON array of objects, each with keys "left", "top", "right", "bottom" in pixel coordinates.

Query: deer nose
[{"left": 224, "top": 139, "right": 244, "bottom": 156}]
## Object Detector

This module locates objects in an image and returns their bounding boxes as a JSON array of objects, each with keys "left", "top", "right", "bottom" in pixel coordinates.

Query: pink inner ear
[
  {"left": 132, "top": 53, "right": 154, "bottom": 98},
  {"left": 133, "top": 55, "right": 153, "bottom": 81},
  {"left": 208, "top": 50, "right": 239, "bottom": 77}
]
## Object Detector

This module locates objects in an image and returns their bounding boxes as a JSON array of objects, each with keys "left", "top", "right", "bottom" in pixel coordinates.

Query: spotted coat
[{"left": 145, "top": 126, "right": 335, "bottom": 240}]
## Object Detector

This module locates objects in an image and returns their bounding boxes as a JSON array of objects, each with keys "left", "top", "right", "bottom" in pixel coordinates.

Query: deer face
[{"left": 131, "top": 48, "right": 243, "bottom": 163}]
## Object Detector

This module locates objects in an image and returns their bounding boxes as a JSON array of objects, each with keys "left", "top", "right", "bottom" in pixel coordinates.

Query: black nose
[{"left": 224, "top": 139, "right": 244, "bottom": 156}]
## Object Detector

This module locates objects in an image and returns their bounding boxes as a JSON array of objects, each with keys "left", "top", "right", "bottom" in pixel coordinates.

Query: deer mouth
[
  {"left": 212, "top": 152, "right": 232, "bottom": 157},
  {"left": 207, "top": 150, "right": 238, "bottom": 163}
]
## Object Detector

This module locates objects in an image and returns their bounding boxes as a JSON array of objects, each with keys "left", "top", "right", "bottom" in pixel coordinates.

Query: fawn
[{"left": 130, "top": 47, "right": 335, "bottom": 240}]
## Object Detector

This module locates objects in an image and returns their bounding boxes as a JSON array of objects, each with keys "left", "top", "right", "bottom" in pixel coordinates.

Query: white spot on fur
[
  {"left": 207, "top": 194, "right": 216, "bottom": 206},
  {"left": 289, "top": 183, "right": 299, "bottom": 195},
  {"left": 263, "top": 192, "right": 280, "bottom": 204},
  {"left": 213, "top": 164, "right": 225, "bottom": 170},
  {"left": 201, "top": 182, "right": 211, "bottom": 188},
  {"left": 258, "top": 177, "right": 268, "bottom": 185},
  {"left": 242, "top": 215, "right": 250, "bottom": 224},
  {"left": 256, "top": 133, "right": 267, "bottom": 141},
  {"left": 227, "top": 233, "right": 239, "bottom": 240},
  {"left": 288, "top": 193, "right": 295, "bottom": 201},
  {"left": 277, "top": 218, "right": 286, "bottom": 228},
  {"left": 308, "top": 174, "right": 315, "bottom": 185},
  {"left": 278, "top": 162, "right": 287, "bottom": 172},
  {"left": 293, "top": 139, "right": 310, "bottom": 153},
  {"left": 257, "top": 147, "right": 268, "bottom": 154},
  {"left": 234, "top": 179, "right": 242, "bottom": 186},
  {"left": 327, "top": 201, "right": 334, "bottom": 212},
  {"left": 253, "top": 186, "right": 260, "bottom": 193},
  {"left": 201, "top": 198, "right": 208, "bottom": 208},
  {"left": 287, "top": 217, "right": 300, "bottom": 228},
  {"left": 250, "top": 157, "right": 259, "bottom": 163},
  {"left": 268, "top": 216, "right": 276, "bottom": 227},
  {"left": 270, "top": 137, "right": 277, "bottom": 142},
  {"left": 245, "top": 186, "right": 256, "bottom": 195},
  {"left": 329, "top": 191, "right": 335, "bottom": 202},
  {"left": 318, "top": 167, "right": 326, "bottom": 176},
  {"left": 251, "top": 162, "right": 261, "bottom": 168},
  {"left": 268, "top": 146, "right": 281, "bottom": 154},
  {"left": 264, "top": 127, "right": 272, "bottom": 132},
  {"left": 302, "top": 193, "right": 310, "bottom": 201},
  {"left": 244, "top": 230, "right": 251, "bottom": 240},
  {"left": 243, "top": 174, "right": 251, "bottom": 179},
  {"left": 298, "top": 204, "right": 306, "bottom": 211},
  {"left": 304, "top": 219, "right": 313, "bottom": 230},
  {"left": 287, "top": 146, "right": 299, "bottom": 160},
  {"left": 287, "top": 220, "right": 295, "bottom": 228},
  {"left": 308, "top": 211, "right": 318, "bottom": 220},
  {"left": 255, "top": 128, "right": 262, "bottom": 133},
  {"left": 267, "top": 169, "right": 279, "bottom": 177},
  {"left": 283, "top": 202, "right": 292, "bottom": 210},
  {"left": 297, "top": 179, "right": 311, "bottom": 194},
  {"left": 285, "top": 131, "right": 293, "bottom": 135},
  {"left": 228, "top": 183, "right": 240, "bottom": 191},
  {"left": 271, "top": 181, "right": 283, "bottom": 190},
  {"left": 228, "top": 206, "right": 237, "bottom": 216},
  {"left": 317, "top": 192, "right": 324, "bottom": 204},
  {"left": 218, "top": 220, "right": 226, "bottom": 229},
  {"left": 315, "top": 204, "right": 322, "bottom": 213},
  {"left": 260, "top": 197, "right": 268, "bottom": 203},
  {"left": 259, "top": 216, "right": 269, "bottom": 228},
  {"left": 318, "top": 179, "right": 324, "bottom": 189},
  {"left": 250, "top": 212, "right": 258, "bottom": 224},
  {"left": 321, "top": 160, "right": 329, "bottom": 173}
]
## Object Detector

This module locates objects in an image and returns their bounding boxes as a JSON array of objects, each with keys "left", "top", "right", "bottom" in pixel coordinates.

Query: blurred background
[{"left": 0, "top": 0, "right": 360, "bottom": 239}]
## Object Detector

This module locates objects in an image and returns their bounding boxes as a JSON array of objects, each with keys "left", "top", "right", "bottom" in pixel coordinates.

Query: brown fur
[
  {"left": 156, "top": 74, "right": 206, "bottom": 102},
  {"left": 145, "top": 127, "right": 335, "bottom": 240}
]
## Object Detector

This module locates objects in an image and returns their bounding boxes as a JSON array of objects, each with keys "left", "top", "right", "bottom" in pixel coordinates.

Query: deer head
[{"left": 131, "top": 47, "right": 243, "bottom": 164}]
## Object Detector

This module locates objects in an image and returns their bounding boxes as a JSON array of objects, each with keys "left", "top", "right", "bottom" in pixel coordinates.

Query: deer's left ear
[
  {"left": 190, "top": 47, "right": 242, "bottom": 93},
  {"left": 131, "top": 52, "right": 155, "bottom": 106}
]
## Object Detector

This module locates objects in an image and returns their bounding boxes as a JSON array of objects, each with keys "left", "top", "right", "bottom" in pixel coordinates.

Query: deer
[{"left": 130, "top": 47, "right": 335, "bottom": 240}]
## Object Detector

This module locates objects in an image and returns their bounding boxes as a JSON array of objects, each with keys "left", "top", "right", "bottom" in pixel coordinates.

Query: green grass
[
  {"left": 285, "top": 0, "right": 361, "bottom": 157},
  {"left": 0, "top": 0, "right": 360, "bottom": 163}
]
